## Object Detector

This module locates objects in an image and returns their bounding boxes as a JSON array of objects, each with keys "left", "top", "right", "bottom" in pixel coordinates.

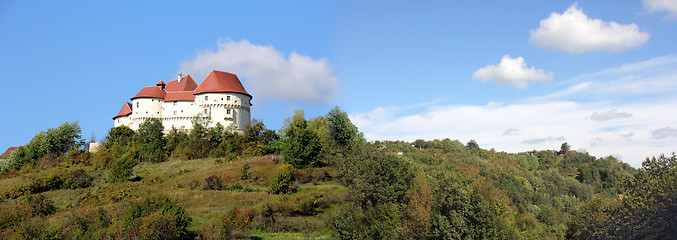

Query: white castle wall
[
  {"left": 114, "top": 115, "right": 132, "bottom": 128},
  {"left": 115, "top": 92, "right": 251, "bottom": 132},
  {"left": 162, "top": 100, "right": 197, "bottom": 131}
]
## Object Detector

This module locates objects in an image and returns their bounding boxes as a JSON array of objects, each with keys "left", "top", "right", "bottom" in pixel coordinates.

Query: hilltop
[{"left": 0, "top": 107, "right": 675, "bottom": 239}]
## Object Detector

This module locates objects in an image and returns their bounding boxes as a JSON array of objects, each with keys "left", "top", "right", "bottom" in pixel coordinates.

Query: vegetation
[{"left": 1, "top": 106, "right": 670, "bottom": 239}]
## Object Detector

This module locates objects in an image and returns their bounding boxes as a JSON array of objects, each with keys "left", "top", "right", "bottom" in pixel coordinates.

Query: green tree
[
  {"left": 3, "top": 122, "right": 83, "bottom": 170},
  {"left": 326, "top": 106, "right": 363, "bottom": 150},
  {"left": 185, "top": 114, "right": 211, "bottom": 159},
  {"left": 269, "top": 164, "right": 296, "bottom": 194},
  {"left": 602, "top": 154, "right": 677, "bottom": 239},
  {"left": 133, "top": 118, "right": 166, "bottom": 163},
  {"left": 104, "top": 126, "right": 135, "bottom": 149},
  {"left": 559, "top": 142, "right": 571, "bottom": 155},
  {"left": 281, "top": 110, "right": 323, "bottom": 168}
]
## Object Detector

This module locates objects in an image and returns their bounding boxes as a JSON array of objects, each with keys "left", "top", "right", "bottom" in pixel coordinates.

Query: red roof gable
[
  {"left": 165, "top": 91, "right": 196, "bottom": 102},
  {"left": 2, "top": 146, "right": 22, "bottom": 157},
  {"left": 156, "top": 80, "right": 166, "bottom": 85},
  {"left": 131, "top": 86, "right": 166, "bottom": 100},
  {"left": 166, "top": 75, "right": 198, "bottom": 92},
  {"left": 113, "top": 102, "right": 133, "bottom": 119},
  {"left": 193, "top": 70, "right": 251, "bottom": 98}
]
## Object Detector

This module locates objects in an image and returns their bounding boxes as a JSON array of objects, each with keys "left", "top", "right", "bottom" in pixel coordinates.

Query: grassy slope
[{"left": 0, "top": 156, "right": 347, "bottom": 239}]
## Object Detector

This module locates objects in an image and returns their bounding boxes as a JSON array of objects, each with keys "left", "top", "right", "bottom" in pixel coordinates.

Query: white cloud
[
  {"left": 644, "top": 0, "right": 677, "bottom": 20},
  {"left": 534, "top": 56, "right": 677, "bottom": 102},
  {"left": 620, "top": 132, "right": 634, "bottom": 141},
  {"left": 529, "top": 3, "right": 649, "bottom": 54},
  {"left": 503, "top": 128, "right": 520, "bottom": 136},
  {"left": 351, "top": 57, "right": 677, "bottom": 167},
  {"left": 524, "top": 136, "right": 566, "bottom": 144},
  {"left": 651, "top": 127, "right": 677, "bottom": 139},
  {"left": 180, "top": 38, "right": 339, "bottom": 103},
  {"left": 590, "top": 109, "right": 632, "bottom": 121},
  {"left": 472, "top": 55, "right": 553, "bottom": 88}
]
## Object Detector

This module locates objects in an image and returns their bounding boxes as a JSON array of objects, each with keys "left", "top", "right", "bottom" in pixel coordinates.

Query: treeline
[{"left": 0, "top": 106, "right": 675, "bottom": 239}]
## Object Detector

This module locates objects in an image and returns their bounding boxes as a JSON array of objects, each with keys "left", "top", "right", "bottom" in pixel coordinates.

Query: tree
[
  {"left": 185, "top": 114, "right": 211, "bottom": 159},
  {"left": 133, "top": 118, "right": 166, "bottom": 163},
  {"left": 467, "top": 139, "right": 479, "bottom": 149},
  {"left": 104, "top": 126, "right": 135, "bottom": 149},
  {"left": 281, "top": 110, "right": 323, "bottom": 168},
  {"left": 2, "top": 122, "right": 83, "bottom": 170},
  {"left": 559, "top": 142, "right": 571, "bottom": 155},
  {"left": 601, "top": 154, "right": 677, "bottom": 239},
  {"left": 326, "top": 106, "right": 363, "bottom": 150}
]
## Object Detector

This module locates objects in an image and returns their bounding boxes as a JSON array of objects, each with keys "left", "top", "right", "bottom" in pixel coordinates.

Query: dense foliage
[{"left": 2, "top": 107, "right": 671, "bottom": 239}]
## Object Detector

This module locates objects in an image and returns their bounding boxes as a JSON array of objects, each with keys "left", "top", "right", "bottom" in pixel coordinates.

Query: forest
[{"left": 0, "top": 106, "right": 675, "bottom": 239}]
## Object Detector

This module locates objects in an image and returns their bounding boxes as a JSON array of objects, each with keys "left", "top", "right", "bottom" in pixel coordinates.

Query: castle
[{"left": 113, "top": 70, "right": 252, "bottom": 132}]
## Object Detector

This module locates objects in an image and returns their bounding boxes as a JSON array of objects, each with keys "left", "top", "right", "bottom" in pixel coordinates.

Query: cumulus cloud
[
  {"left": 180, "top": 38, "right": 339, "bottom": 103},
  {"left": 529, "top": 3, "right": 649, "bottom": 54},
  {"left": 620, "top": 132, "right": 634, "bottom": 141},
  {"left": 524, "top": 136, "right": 566, "bottom": 144},
  {"left": 472, "top": 55, "right": 553, "bottom": 88},
  {"left": 503, "top": 128, "right": 520, "bottom": 136},
  {"left": 590, "top": 109, "right": 632, "bottom": 121},
  {"left": 351, "top": 57, "right": 677, "bottom": 167},
  {"left": 651, "top": 127, "right": 677, "bottom": 139},
  {"left": 644, "top": 0, "right": 677, "bottom": 20}
]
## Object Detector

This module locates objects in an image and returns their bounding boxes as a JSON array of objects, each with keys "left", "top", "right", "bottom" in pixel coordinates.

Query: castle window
[
  {"left": 137, "top": 102, "right": 139, "bottom": 108},
  {"left": 205, "top": 96, "right": 208, "bottom": 101},
  {"left": 174, "top": 101, "right": 177, "bottom": 106},
  {"left": 204, "top": 109, "right": 207, "bottom": 114},
  {"left": 221, "top": 98, "right": 223, "bottom": 101},
  {"left": 227, "top": 96, "right": 230, "bottom": 101},
  {"left": 227, "top": 109, "right": 231, "bottom": 114},
  {"left": 173, "top": 111, "right": 177, "bottom": 116}
]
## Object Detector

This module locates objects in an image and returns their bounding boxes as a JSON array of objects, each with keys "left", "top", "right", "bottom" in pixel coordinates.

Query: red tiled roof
[
  {"left": 113, "top": 102, "right": 133, "bottom": 119},
  {"left": 131, "top": 86, "right": 166, "bottom": 100},
  {"left": 165, "top": 91, "right": 196, "bottom": 102},
  {"left": 166, "top": 75, "right": 198, "bottom": 92},
  {"left": 193, "top": 70, "right": 251, "bottom": 98},
  {"left": 2, "top": 146, "right": 23, "bottom": 157}
]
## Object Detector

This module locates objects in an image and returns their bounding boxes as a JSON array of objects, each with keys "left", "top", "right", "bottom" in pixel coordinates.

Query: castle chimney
[{"left": 177, "top": 73, "right": 182, "bottom": 83}]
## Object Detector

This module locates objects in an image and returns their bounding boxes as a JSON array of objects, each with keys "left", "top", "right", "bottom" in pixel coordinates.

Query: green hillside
[{"left": 1, "top": 107, "right": 675, "bottom": 239}]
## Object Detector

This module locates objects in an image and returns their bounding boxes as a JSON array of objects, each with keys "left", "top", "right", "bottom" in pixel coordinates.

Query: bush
[
  {"left": 123, "top": 195, "right": 192, "bottom": 239},
  {"left": 21, "top": 194, "right": 56, "bottom": 217},
  {"left": 240, "top": 162, "right": 250, "bottom": 180},
  {"left": 63, "top": 169, "right": 94, "bottom": 189},
  {"left": 269, "top": 165, "right": 297, "bottom": 194},
  {"left": 108, "top": 156, "right": 137, "bottom": 182},
  {"left": 203, "top": 175, "right": 223, "bottom": 190}
]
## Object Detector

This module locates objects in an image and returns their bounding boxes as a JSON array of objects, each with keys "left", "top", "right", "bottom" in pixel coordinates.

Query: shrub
[
  {"left": 240, "top": 162, "right": 250, "bottom": 180},
  {"left": 21, "top": 194, "right": 56, "bottom": 217},
  {"left": 222, "top": 208, "right": 251, "bottom": 239},
  {"left": 63, "top": 169, "right": 94, "bottom": 189},
  {"left": 123, "top": 195, "right": 192, "bottom": 239},
  {"left": 138, "top": 212, "right": 178, "bottom": 240},
  {"left": 108, "top": 156, "right": 137, "bottom": 182},
  {"left": 269, "top": 165, "right": 297, "bottom": 194},
  {"left": 203, "top": 175, "right": 223, "bottom": 190}
]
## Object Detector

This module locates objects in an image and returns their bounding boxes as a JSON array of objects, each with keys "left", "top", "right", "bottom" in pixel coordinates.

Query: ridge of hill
[{"left": 0, "top": 107, "right": 674, "bottom": 239}]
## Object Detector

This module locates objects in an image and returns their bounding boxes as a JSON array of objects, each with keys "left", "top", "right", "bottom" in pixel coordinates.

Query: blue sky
[{"left": 1, "top": 1, "right": 676, "bottom": 166}]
